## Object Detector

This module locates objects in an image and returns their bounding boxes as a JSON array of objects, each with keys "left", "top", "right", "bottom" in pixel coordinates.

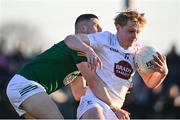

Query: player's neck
[{"left": 117, "top": 36, "right": 129, "bottom": 50}]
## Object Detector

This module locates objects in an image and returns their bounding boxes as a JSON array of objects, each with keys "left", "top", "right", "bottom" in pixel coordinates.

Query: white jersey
[
  {"left": 87, "top": 31, "right": 141, "bottom": 106},
  {"left": 77, "top": 31, "right": 142, "bottom": 119}
]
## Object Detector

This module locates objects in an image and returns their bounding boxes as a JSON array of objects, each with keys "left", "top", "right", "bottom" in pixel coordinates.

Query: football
[{"left": 135, "top": 46, "right": 158, "bottom": 73}]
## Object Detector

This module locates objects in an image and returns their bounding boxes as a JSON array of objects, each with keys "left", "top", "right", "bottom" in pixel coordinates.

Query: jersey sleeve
[
  {"left": 72, "top": 50, "right": 87, "bottom": 64},
  {"left": 87, "top": 31, "right": 111, "bottom": 50}
]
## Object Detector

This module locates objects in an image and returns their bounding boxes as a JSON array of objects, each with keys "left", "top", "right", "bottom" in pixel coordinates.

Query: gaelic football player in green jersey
[{"left": 6, "top": 14, "right": 102, "bottom": 119}]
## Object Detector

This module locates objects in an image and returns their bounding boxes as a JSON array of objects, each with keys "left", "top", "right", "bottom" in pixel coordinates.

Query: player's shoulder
[
  {"left": 100, "top": 31, "right": 114, "bottom": 36},
  {"left": 51, "top": 40, "right": 78, "bottom": 56},
  {"left": 99, "top": 31, "right": 116, "bottom": 40},
  {"left": 101, "top": 31, "right": 117, "bottom": 46},
  {"left": 55, "top": 41, "right": 73, "bottom": 50},
  {"left": 55, "top": 40, "right": 67, "bottom": 47},
  {"left": 91, "top": 31, "right": 113, "bottom": 37}
]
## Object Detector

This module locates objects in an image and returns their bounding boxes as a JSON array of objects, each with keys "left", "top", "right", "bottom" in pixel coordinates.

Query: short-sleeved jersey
[
  {"left": 87, "top": 31, "right": 141, "bottom": 106},
  {"left": 17, "top": 41, "right": 87, "bottom": 94}
]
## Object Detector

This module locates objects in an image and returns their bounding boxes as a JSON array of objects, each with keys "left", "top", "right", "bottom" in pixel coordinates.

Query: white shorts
[
  {"left": 77, "top": 89, "right": 118, "bottom": 120},
  {"left": 6, "top": 74, "right": 46, "bottom": 116}
]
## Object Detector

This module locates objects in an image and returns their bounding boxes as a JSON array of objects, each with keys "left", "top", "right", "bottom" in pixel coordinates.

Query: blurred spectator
[
  {"left": 0, "top": 37, "right": 20, "bottom": 118},
  {"left": 7, "top": 41, "right": 29, "bottom": 76},
  {"left": 163, "top": 44, "right": 180, "bottom": 93}
]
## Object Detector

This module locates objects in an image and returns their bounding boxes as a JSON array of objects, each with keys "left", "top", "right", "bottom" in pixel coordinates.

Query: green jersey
[{"left": 17, "top": 41, "right": 87, "bottom": 94}]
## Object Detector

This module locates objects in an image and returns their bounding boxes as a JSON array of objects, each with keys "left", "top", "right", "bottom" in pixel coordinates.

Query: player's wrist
[
  {"left": 85, "top": 46, "right": 93, "bottom": 53},
  {"left": 163, "top": 70, "right": 168, "bottom": 76},
  {"left": 109, "top": 103, "right": 120, "bottom": 112},
  {"left": 159, "top": 67, "right": 168, "bottom": 76}
]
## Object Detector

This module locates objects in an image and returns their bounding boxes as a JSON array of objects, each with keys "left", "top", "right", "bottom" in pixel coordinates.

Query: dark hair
[{"left": 75, "top": 14, "right": 99, "bottom": 32}]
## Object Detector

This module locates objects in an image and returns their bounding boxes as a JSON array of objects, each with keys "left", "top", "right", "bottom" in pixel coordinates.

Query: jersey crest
[
  {"left": 63, "top": 71, "right": 81, "bottom": 85},
  {"left": 114, "top": 60, "right": 133, "bottom": 80}
]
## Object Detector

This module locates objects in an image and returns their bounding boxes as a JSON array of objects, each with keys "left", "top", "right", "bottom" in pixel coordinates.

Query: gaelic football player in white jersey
[{"left": 64, "top": 9, "right": 168, "bottom": 120}]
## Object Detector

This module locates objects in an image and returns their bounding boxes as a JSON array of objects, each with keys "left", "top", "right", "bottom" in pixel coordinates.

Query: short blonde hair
[{"left": 114, "top": 9, "right": 146, "bottom": 28}]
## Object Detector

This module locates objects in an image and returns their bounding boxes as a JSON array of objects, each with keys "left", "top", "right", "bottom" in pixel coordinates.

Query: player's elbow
[
  {"left": 145, "top": 78, "right": 164, "bottom": 90},
  {"left": 147, "top": 84, "right": 156, "bottom": 90},
  {"left": 64, "top": 35, "right": 74, "bottom": 47},
  {"left": 146, "top": 82, "right": 160, "bottom": 90}
]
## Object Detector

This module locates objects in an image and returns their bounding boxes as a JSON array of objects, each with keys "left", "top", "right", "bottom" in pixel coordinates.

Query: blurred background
[{"left": 0, "top": 0, "right": 180, "bottom": 119}]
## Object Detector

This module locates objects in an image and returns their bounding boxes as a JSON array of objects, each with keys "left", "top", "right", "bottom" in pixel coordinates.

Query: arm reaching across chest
[{"left": 64, "top": 34, "right": 102, "bottom": 71}]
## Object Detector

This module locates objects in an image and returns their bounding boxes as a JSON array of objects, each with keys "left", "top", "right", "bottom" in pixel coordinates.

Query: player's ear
[
  {"left": 115, "top": 24, "right": 121, "bottom": 32},
  {"left": 80, "top": 25, "right": 87, "bottom": 34}
]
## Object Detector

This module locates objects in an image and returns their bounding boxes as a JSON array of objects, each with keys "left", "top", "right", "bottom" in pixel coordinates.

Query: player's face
[
  {"left": 117, "top": 20, "right": 141, "bottom": 49},
  {"left": 86, "top": 18, "right": 102, "bottom": 34}
]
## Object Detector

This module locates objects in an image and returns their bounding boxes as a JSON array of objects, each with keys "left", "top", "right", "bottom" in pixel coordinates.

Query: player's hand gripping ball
[{"left": 135, "top": 46, "right": 158, "bottom": 73}]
